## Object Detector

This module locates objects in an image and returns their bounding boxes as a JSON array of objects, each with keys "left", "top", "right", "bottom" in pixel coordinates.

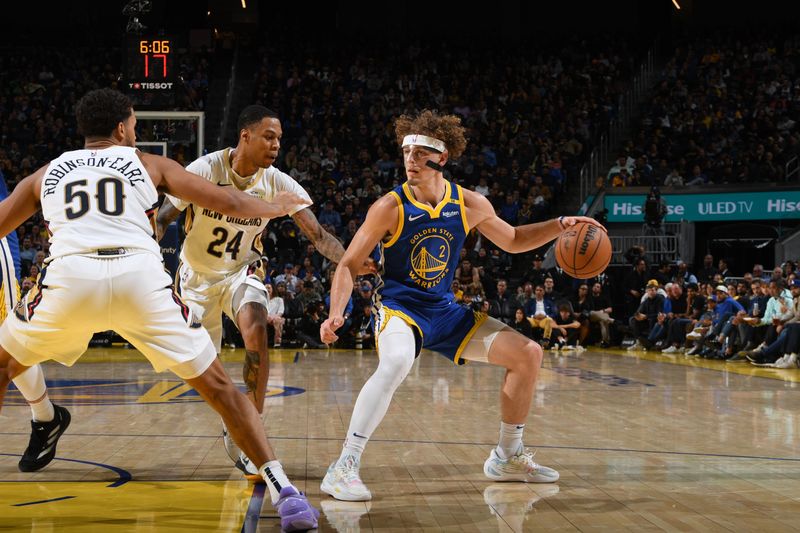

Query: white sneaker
[
  {"left": 575, "top": 345, "right": 586, "bottom": 353},
  {"left": 627, "top": 341, "right": 643, "bottom": 351},
  {"left": 774, "top": 353, "right": 798, "bottom": 369},
  {"left": 661, "top": 345, "right": 678, "bottom": 354},
  {"left": 686, "top": 331, "right": 702, "bottom": 340},
  {"left": 483, "top": 448, "right": 559, "bottom": 483},
  {"left": 321, "top": 457, "right": 372, "bottom": 501},
  {"left": 561, "top": 345, "right": 576, "bottom": 351}
]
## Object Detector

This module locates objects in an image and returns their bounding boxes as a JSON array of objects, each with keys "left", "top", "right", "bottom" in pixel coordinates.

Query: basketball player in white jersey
[
  {"left": 0, "top": 89, "right": 318, "bottom": 531},
  {"left": 155, "top": 105, "right": 352, "bottom": 478}
]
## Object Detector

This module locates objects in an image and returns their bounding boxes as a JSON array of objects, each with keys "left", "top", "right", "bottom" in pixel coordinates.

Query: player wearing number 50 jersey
[{"left": 156, "top": 105, "right": 350, "bottom": 479}]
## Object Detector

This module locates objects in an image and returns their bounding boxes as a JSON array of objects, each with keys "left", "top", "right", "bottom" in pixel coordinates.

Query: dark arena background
[{"left": 1, "top": 1, "right": 799, "bottom": 531}]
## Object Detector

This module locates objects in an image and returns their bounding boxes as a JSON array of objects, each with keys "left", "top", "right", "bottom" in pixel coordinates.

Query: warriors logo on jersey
[{"left": 408, "top": 228, "right": 454, "bottom": 288}]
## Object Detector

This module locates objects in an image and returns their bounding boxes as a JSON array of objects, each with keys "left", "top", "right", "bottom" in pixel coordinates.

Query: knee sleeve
[
  {"left": 11, "top": 364, "right": 47, "bottom": 401},
  {"left": 373, "top": 316, "right": 416, "bottom": 390},
  {"left": 345, "top": 316, "right": 416, "bottom": 440}
]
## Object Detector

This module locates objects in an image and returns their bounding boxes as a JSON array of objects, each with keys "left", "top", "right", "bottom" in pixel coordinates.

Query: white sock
[
  {"left": 258, "top": 460, "right": 295, "bottom": 505},
  {"left": 338, "top": 438, "right": 366, "bottom": 467},
  {"left": 12, "top": 365, "right": 54, "bottom": 422},
  {"left": 496, "top": 421, "right": 524, "bottom": 459},
  {"left": 338, "top": 316, "right": 415, "bottom": 467}
]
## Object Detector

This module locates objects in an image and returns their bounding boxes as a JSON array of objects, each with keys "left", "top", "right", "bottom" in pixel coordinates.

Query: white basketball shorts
[
  {"left": 177, "top": 261, "right": 269, "bottom": 352},
  {"left": 0, "top": 252, "right": 216, "bottom": 379}
]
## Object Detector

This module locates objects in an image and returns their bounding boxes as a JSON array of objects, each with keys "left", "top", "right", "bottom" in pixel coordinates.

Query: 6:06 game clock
[{"left": 124, "top": 35, "right": 178, "bottom": 108}]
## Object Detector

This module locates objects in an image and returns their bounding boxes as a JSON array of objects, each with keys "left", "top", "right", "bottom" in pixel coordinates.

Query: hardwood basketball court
[{"left": 2, "top": 346, "right": 798, "bottom": 532}]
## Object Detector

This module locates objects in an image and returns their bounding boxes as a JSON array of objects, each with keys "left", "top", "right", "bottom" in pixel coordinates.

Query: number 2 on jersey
[{"left": 206, "top": 227, "right": 243, "bottom": 259}]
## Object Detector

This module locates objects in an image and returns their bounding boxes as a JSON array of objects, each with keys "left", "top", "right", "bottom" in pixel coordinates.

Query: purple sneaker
[{"left": 274, "top": 486, "right": 319, "bottom": 532}]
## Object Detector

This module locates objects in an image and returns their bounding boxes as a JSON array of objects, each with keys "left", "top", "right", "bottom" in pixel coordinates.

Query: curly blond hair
[{"left": 394, "top": 110, "right": 467, "bottom": 159}]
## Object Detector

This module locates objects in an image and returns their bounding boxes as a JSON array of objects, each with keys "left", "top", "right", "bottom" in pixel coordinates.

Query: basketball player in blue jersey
[
  {"left": 0, "top": 172, "right": 63, "bottom": 475},
  {"left": 319, "top": 110, "right": 605, "bottom": 501}
]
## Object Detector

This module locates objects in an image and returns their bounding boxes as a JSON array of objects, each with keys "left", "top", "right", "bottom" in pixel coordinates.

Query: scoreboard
[{"left": 124, "top": 36, "right": 177, "bottom": 108}]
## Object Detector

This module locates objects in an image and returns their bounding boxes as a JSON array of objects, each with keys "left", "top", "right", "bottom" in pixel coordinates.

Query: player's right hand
[
  {"left": 272, "top": 191, "right": 311, "bottom": 216},
  {"left": 320, "top": 315, "right": 345, "bottom": 344}
]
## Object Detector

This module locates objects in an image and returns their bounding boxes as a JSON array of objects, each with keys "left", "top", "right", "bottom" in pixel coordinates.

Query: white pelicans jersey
[
  {"left": 40, "top": 146, "right": 161, "bottom": 261},
  {"left": 168, "top": 148, "right": 311, "bottom": 276}
]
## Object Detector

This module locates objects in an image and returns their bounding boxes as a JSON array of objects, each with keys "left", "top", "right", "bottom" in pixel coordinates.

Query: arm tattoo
[
  {"left": 292, "top": 207, "right": 345, "bottom": 262},
  {"left": 243, "top": 350, "right": 260, "bottom": 395}
]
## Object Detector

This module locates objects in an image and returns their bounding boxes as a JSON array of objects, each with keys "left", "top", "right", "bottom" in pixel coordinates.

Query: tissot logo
[{"left": 128, "top": 82, "right": 174, "bottom": 90}]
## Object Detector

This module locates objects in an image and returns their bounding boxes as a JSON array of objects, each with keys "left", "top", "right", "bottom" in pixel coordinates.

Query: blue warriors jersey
[
  {"left": 374, "top": 180, "right": 486, "bottom": 365},
  {"left": 380, "top": 180, "right": 468, "bottom": 303}
]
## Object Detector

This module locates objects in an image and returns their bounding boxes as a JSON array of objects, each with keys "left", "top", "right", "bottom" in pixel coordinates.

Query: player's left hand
[
  {"left": 320, "top": 315, "right": 345, "bottom": 344},
  {"left": 560, "top": 216, "right": 607, "bottom": 233}
]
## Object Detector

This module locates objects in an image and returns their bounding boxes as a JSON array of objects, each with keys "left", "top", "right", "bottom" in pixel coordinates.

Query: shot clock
[
  {"left": 124, "top": 35, "right": 178, "bottom": 107},
  {"left": 126, "top": 36, "right": 175, "bottom": 87}
]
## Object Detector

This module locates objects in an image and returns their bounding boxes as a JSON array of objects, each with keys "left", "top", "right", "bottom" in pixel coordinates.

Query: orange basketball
[{"left": 554, "top": 222, "right": 612, "bottom": 278}]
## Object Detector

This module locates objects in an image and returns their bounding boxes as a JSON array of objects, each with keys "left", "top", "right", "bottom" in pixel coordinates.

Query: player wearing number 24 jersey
[{"left": 156, "top": 105, "right": 352, "bottom": 481}]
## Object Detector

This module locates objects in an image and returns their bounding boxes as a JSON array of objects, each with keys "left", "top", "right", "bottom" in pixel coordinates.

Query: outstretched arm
[
  {"left": 320, "top": 195, "right": 397, "bottom": 343},
  {"left": 463, "top": 189, "right": 605, "bottom": 254},
  {"left": 292, "top": 207, "right": 345, "bottom": 263},
  {"left": 142, "top": 153, "right": 309, "bottom": 219}
]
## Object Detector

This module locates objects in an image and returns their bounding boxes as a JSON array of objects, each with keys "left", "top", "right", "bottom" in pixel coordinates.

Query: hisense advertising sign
[{"left": 604, "top": 190, "right": 800, "bottom": 222}]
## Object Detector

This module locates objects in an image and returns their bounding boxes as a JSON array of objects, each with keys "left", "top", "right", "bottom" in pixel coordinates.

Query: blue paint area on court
[
  {"left": 13, "top": 495, "right": 76, "bottom": 507},
  {"left": 0, "top": 453, "right": 133, "bottom": 487},
  {"left": 546, "top": 366, "right": 656, "bottom": 387},
  {"left": 5, "top": 379, "right": 305, "bottom": 405},
  {"left": 240, "top": 483, "right": 267, "bottom": 533}
]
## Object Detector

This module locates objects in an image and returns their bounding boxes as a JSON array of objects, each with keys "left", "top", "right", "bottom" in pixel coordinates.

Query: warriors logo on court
[
  {"left": 5, "top": 379, "right": 305, "bottom": 405},
  {"left": 409, "top": 227, "right": 454, "bottom": 289}
]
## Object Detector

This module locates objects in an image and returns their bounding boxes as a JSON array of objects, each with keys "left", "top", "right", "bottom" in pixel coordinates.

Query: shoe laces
[
  {"left": 336, "top": 456, "right": 363, "bottom": 485},
  {"left": 510, "top": 449, "right": 542, "bottom": 472}
]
